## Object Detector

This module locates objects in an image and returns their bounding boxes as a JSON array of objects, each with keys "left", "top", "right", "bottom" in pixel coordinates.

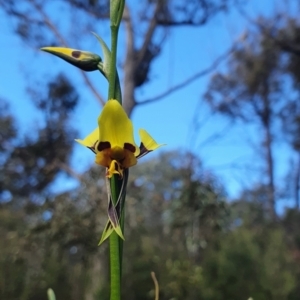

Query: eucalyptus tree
[
  {"left": 203, "top": 15, "right": 300, "bottom": 217},
  {"left": 1, "top": 0, "right": 237, "bottom": 115}
]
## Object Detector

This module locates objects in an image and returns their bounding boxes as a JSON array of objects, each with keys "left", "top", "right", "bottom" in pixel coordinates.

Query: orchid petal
[
  {"left": 98, "top": 99, "right": 139, "bottom": 155},
  {"left": 75, "top": 128, "right": 99, "bottom": 152},
  {"left": 137, "top": 129, "right": 164, "bottom": 158}
]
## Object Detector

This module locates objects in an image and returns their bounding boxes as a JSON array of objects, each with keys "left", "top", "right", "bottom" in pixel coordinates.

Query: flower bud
[{"left": 41, "top": 47, "right": 101, "bottom": 71}]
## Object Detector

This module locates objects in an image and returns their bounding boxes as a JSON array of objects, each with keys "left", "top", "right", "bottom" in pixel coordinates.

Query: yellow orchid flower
[{"left": 75, "top": 99, "right": 163, "bottom": 178}]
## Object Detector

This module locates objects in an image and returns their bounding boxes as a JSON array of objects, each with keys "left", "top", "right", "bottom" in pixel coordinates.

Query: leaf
[
  {"left": 47, "top": 288, "right": 56, "bottom": 300},
  {"left": 98, "top": 219, "right": 124, "bottom": 246}
]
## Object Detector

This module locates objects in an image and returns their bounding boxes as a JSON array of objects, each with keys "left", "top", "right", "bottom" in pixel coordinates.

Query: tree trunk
[
  {"left": 264, "top": 123, "right": 276, "bottom": 219},
  {"left": 122, "top": 5, "right": 136, "bottom": 117},
  {"left": 295, "top": 151, "right": 300, "bottom": 209}
]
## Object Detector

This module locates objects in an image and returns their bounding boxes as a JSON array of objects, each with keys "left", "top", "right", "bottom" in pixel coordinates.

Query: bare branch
[
  {"left": 136, "top": 1, "right": 162, "bottom": 66},
  {"left": 137, "top": 47, "right": 233, "bottom": 106},
  {"left": 56, "top": 161, "right": 83, "bottom": 181},
  {"left": 295, "top": 152, "right": 300, "bottom": 209},
  {"left": 123, "top": 5, "right": 135, "bottom": 57},
  {"left": 81, "top": 73, "right": 105, "bottom": 106},
  {"left": 197, "top": 120, "right": 235, "bottom": 149},
  {"left": 157, "top": 19, "right": 207, "bottom": 26},
  {"left": 66, "top": 0, "right": 109, "bottom": 20},
  {"left": 151, "top": 272, "right": 159, "bottom": 300},
  {"left": 33, "top": 2, "right": 106, "bottom": 106},
  {"left": 237, "top": 6, "right": 300, "bottom": 57}
]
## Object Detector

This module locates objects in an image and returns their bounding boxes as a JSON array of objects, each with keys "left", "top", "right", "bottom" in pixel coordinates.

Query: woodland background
[{"left": 1, "top": 0, "right": 300, "bottom": 299}]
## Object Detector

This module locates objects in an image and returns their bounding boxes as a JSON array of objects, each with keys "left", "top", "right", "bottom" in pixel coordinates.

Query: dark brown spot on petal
[
  {"left": 97, "top": 141, "right": 111, "bottom": 151},
  {"left": 136, "top": 143, "right": 151, "bottom": 159},
  {"left": 71, "top": 50, "right": 81, "bottom": 58},
  {"left": 139, "top": 143, "right": 147, "bottom": 152},
  {"left": 124, "top": 143, "right": 136, "bottom": 153}
]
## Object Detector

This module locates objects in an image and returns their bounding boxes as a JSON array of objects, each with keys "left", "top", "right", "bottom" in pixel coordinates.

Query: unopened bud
[{"left": 41, "top": 47, "right": 101, "bottom": 72}]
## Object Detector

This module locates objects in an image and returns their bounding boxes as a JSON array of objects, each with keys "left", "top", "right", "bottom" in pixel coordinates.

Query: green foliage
[
  {"left": 121, "top": 151, "right": 228, "bottom": 300},
  {"left": 1, "top": 74, "right": 78, "bottom": 203},
  {"left": 2, "top": 123, "right": 300, "bottom": 299},
  {"left": 201, "top": 226, "right": 295, "bottom": 300},
  {"left": 0, "top": 207, "right": 27, "bottom": 300},
  {"left": 202, "top": 228, "right": 263, "bottom": 300}
]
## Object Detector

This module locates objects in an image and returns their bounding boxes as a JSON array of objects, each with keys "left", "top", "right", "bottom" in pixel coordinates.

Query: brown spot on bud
[
  {"left": 124, "top": 143, "right": 136, "bottom": 153},
  {"left": 71, "top": 50, "right": 81, "bottom": 58}
]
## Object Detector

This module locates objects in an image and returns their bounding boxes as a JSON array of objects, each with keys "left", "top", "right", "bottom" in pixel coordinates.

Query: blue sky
[{"left": 0, "top": 0, "right": 295, "bottom": 204}]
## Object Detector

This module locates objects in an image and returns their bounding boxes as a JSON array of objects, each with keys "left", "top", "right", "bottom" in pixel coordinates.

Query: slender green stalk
[
  {"left": 119, "top": 205, "right": 125, "bottom": 272},
  {"left": 108, "top": 2, "right": 125, "bottom": 299},
  {"left": 108, "top": 26, "right": 120, "bottom": 102},
  {"left": 108, "top": 0, "right": 125, "bottom": 102},
  {"left": 109, "top": 232, "right": 121, "bottom": 300},
  {"left": 109, "top": 175, "right": 122, "bottom": 300},
  {"left": 118, "top": 169, "right": 129, "bottom": 273}
]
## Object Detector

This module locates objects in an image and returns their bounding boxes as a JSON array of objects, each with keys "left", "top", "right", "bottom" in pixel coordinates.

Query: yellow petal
[
  {"left": 121, "top": 149, "right": 137, "bottom": 168},
  {"left": 98, "top": 99, "right": 139, "bottom": 155},
  {"left": 96, "top": 149, "right": 137, "bottom": 177},
  {"left": 95, "top": 149, "right": 112, "bottom": 168},
  {"left": 139, "top": 129, "right": 164, "bottom": 151},
  {"left": 106, "top": 160, "right": 123, "bottom": 178},
  {"left": 75, "top": 127, "right": 99, "bottom": 151}
]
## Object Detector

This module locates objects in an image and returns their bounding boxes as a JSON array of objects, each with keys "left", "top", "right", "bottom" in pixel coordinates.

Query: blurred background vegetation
[{"left": 1, "top": 0, "right": 300, "bottom": 299}]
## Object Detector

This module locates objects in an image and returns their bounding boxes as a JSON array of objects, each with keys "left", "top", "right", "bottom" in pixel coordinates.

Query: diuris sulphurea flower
[
  {"left": 76, "top": 99, "right": 163, "bottom": 243},
  {"left": 76, "top": 99, "right": 163, "bottom": 178}
]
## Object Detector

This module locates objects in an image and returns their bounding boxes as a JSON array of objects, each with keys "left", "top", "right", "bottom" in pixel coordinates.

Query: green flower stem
[
  {"left": 108, "top": 2, "right": 125, "bottom": 299},
  {"left": 114, "top": 72, "right": 122, "bottom": 105},
  {"left": 109, "top": 232, "right": 121, "bottom": 300},
  {"left": 108, "top": 25, "right": 120, "bottom": 102},
  {"left": 119, "top": 204, "right": 125, "bottom": 272},
  {"left": 118, "top": 169, "right": 129, "bottom": 274},
  {"left": 108, "top": 0, "right": 125, "bottom": 103},
  {"left": 109, "top": 175, "right": 123, "bottom": 300}
]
